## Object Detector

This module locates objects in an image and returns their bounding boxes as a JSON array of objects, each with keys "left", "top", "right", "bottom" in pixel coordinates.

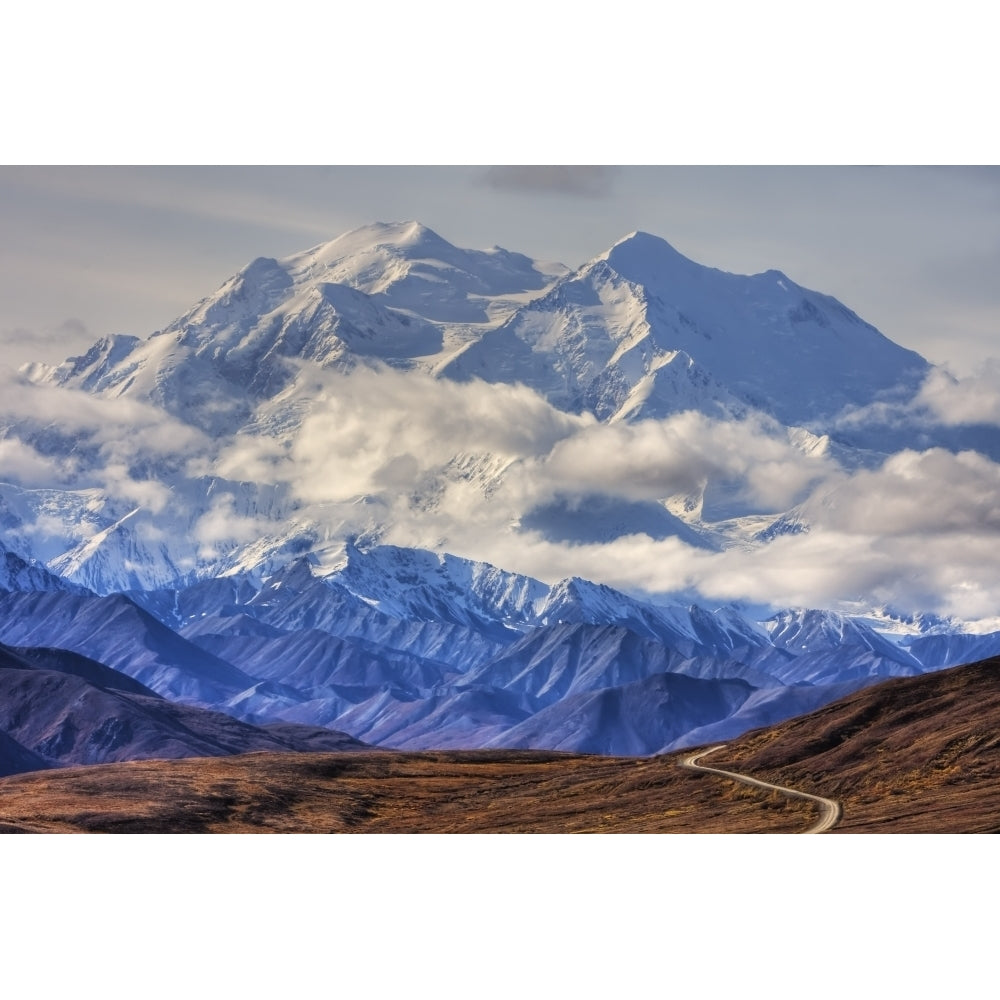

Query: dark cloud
[
  {"left": 2, "top": 318, "right": 91, "bottom": 346},
  {"left": 0, "top": 319, "right": 95, "bottom": 372},
  {"left": 483, "top": 166, "right": 619, "bottom": 198}
]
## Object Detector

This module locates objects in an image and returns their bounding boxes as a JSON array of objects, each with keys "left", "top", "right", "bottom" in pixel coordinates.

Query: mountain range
[{"left": 1, "top": 221, "right": 999, "bottom": 771}]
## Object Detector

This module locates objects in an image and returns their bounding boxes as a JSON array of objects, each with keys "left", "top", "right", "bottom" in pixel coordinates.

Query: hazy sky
[{"left": 1, "top": 165, "right": 997, "bottom": 376}]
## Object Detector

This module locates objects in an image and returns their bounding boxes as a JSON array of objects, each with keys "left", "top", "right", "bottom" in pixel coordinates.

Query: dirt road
[{"left": 680, "top": 744, "right": 841, "bottom": 834}]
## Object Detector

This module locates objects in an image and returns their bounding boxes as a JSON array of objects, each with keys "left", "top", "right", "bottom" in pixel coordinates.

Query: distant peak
[
  {"left": 289, "top": 221, "right": 460, "bottom": 271},
  {"left": 262, "top": 556, "right": 319, "bottom": 589},
  {"left": 610, "top": 230, "right": 681, "bottom": 253},
  {"left": 760, "top": 267, "right": 796, "bottom": 289},
  {"left": 235, "top": 255, "right": 287, "bottom": 283},
  {"left": 597, "top": 231, "right": 699, "bottom": 284},
  {"left": 343, "top": 220, "right": 449, "bottom": 249},
  {"left": 399, "top": 220, "right": 438, "bottom": 241}
]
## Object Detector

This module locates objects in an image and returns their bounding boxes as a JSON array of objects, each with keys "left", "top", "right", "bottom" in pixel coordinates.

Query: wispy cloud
[
  {"left": 830, "top": 362, "right": 1000, "bottom": 436},
  {"left": 0, "top": 320, "right": 96, "bottom": 373},
  {"left": 0, "top": 437, "right": 67, "bottom": 487},
  {"left": 483, "top": 166, "right": 619, "bottom": 198}
]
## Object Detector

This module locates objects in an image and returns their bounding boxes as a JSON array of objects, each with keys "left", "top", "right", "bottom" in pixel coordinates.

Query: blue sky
[{"left": 1, "top": 165, "right": 998, "bottom": 376}]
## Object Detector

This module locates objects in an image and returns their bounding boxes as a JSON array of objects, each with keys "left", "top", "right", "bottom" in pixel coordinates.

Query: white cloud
[
  {"left": 6, "top": 355, "right": 1000, "bottom": 620},
  {"left": 97, "top": 463, "right": 172, "bottom": 515},
  {"left": 0, "top": 375, "right": 210, "bottom": 461},
  {"left": 506, "top": 412, "right": 834, "bottom": 513},
  {"left": 194, "top": 493, "right": 273, "bottom": 559},
  {"left": 0, "top": 437, "right": 67, "bottom": 487},
  {"left": 431, "top": 515, "right": 1000, "bottom": 623},
  {"left": 200, "top": 365, "right": 1000, "bottom": 618},
  {"left": 914, "top": 361, "right": 1000, "bottom": 427},
  {"left": 833, "top": 360, "right": 1000, "bottom": 434},
  {"left": 798, "top": 448, "right": 1000, "bottom": 536},
  {"left": 219, "top": 367, "right": 590, "bottom": 506}
]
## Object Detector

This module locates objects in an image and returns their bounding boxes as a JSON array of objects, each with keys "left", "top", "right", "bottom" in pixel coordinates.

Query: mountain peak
[
  {"left": 595, "top": 231, "right": 708, "bottom": 290},
  {"left": 348, "top": 220, "right": 448, "bottom": 250},
  {"left": 610, "top": 230, "right": 681, "bottom": 253},
  {"left": 297, "top": 221, "right": 456, "bottom": 269},
  {"left": 388, "top": 220, "right": 446, "bottom": 247}
]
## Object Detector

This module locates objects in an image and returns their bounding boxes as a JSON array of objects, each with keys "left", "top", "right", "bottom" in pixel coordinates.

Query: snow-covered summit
[
  {"left": 447, "top": 228, "right": 930, "bottom": 427},
  {"left": 26, "top": 222, "right": 567, "bottom": 435},
  {"left": 283, "top": 221, "right": 565, "bottom": 322},
  {"left": 0, "top": 543, "right": 84, "bottom": 594},
  {"left": 29, "top": 221, "right": 930, "bottom": 441},
  {"left": 764, "top": 607, "right": 922, "bottom": 668},
  {"left": 600, "top": 230, "right": 715, "bottom": 286}
]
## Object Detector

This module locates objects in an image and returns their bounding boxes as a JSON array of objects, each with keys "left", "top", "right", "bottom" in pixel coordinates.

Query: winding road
[{"left": 680, "top": 744, "right": 841, "bottom": 834}]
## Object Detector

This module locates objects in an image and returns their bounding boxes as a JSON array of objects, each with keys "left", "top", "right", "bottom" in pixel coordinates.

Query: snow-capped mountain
[
  {"left": 9, "top": 221, "right": 949, "bottom": 597},
  {"left": 25, "top": 222, "right": 564, "bottom": 434},
  {"left": 443, "top": 230, "right": 929, "bottom": 425},
  {"left": 3, "top": 221, "right": 999, "bottom": 763},
  {"left": 0, "top": 541, "right": 82, "bottom": 594},
  {"left": 24, "top": 223, "right": 927, "bottom": 445}
]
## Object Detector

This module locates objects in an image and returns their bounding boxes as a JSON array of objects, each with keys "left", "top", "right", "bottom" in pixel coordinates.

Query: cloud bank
[{"left": 4, "top": 361, "right": 1000, "bottom": 622}]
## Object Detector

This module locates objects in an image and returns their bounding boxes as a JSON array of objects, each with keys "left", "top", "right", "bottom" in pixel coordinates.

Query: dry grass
[
  {"left": 712, "top": 656, "right": 1000, "bottom": 833},
  {"left": 0, "top": 749, "right": 816, "bottom": 834},
  {"left": 4, "top": 657, "right": 1000, "bottom": 834}
]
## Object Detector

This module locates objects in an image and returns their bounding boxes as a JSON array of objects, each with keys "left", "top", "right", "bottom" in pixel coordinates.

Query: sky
[{"left": 1, "top": 165, "right": 998, "bottom": 376}]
